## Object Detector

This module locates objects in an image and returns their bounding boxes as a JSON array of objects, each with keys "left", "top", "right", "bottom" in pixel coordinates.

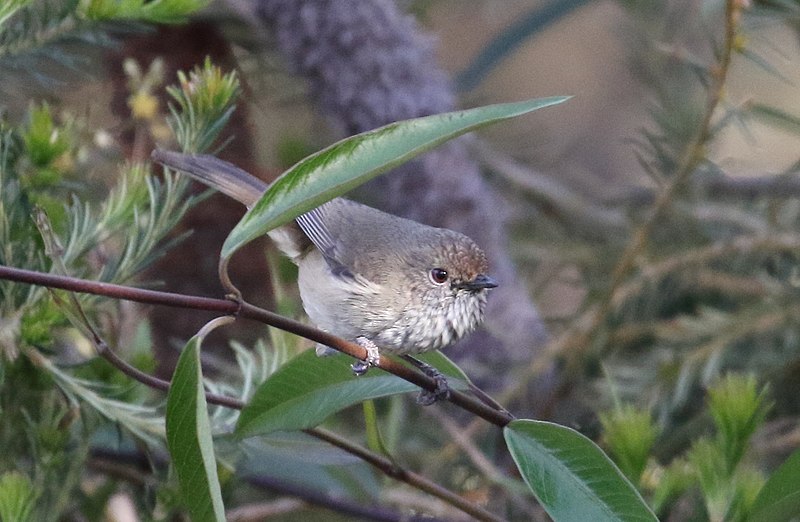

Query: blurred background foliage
[{"left": 1, "top": 0, "right": 800, "bottom": 520}]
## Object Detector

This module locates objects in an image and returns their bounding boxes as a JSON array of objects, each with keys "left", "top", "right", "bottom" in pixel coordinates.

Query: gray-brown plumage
[{"left": 152, "top": 150, "right": 496, "bottom": 357}]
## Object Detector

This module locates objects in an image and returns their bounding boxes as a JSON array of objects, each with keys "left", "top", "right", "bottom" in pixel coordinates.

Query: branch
[
  {"left": 604, "top": 174, "right": 800, "bottom": 208},
  {"left": 102, "top": 330, "right": 503, "bottom": 521},
  {"left": 0, "top": 264, "right": 513, "bottom": 427},
  {"left": 89, "top": 447, "right": 457, "bottom": 522},
  {"left": 0, "top": 264, "right": 509, "bottom": 522}
]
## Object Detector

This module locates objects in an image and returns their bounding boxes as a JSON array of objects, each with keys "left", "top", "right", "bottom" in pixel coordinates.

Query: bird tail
[
  {"left": 151, "top": 149, "right": 310, "bottom": 260},
  {"left": 151, "top": 149, "right": 266, "bottom": 208}
]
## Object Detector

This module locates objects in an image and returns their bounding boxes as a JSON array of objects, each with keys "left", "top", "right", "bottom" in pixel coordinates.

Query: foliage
[
  {"left": 602, "top": 375, "right": 772, "bottom": 520},
  {"left": 600, "top": 404, "right": 659, "bottom": 484},
  {"left": 165, "top": 56, "right": 241, "bottom": 153},
  {"left": 1, "top": 0, "right": 800, "bottom": 520},
  {"left": 505, "top": 419, "right": 657, "bottom": 521},
  {"left": 221, "top": 96, "right": 567, "bottom": 259},
  {"left": 0, "top": 0, "right": 208, "bottom": 100},
  {"left": 0, "top": 53, "right": 222, "bottom": 519},
  {"left": 165, "top": 320, "right": 228, "bottom": 522}
]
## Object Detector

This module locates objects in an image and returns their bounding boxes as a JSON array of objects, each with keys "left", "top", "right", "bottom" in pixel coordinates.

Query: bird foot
[
  {"left": 403, "top": 356, "right": 451, "bottom": 405},
  {"left": 351, "top": 336, "right": 381, "bottom": 376}
]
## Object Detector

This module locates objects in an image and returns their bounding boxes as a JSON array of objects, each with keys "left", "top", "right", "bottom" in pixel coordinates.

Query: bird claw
[
  {"left": 416, "top": 369, "right": 451, "bottom": 405},
  {"left": 351, "top": 337, "right": 380, "bottom": 376},
  {"left": 403, "top": 356, "right": 451, "bottom": 405}
]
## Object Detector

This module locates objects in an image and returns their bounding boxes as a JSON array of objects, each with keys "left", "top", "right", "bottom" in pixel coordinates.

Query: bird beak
[{"left": 456, "top": 274, "right": 498, "bottom": 291}]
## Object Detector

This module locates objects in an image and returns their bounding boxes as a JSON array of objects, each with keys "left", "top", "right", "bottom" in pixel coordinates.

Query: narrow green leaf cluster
[
  {"left": 683, "top": 375, "right": 771, "bottom": 522},
  {"left": 598, "top": 374, "right": 782, "bottom": 520},
  {"left": 0, "top": 0, "right": 209, "bottom": 94},
  {"left": 165, "top": 57, "right": 241, "bottom": 153},
  {"left": 600, "top": 404, "right": 659, "bottom": 484},
  {"left": 0, "top": 55, "right": 241, "bottom": 519},
  {"left": 0, "top": 472, "right": 36, "bottom": 522},
  {"left": 22, "top": 102, "right": 71, "bottom": 169},
  {"left": 707, "top": 374, "right": 771, "bottom": 473}
]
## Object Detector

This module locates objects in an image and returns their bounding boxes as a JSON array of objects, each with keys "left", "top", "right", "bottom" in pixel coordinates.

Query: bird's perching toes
[
  {"left": 351, "top": 336, "right": 381, "bottom": 376},
  {"left": 403, "top": 355, "right": 451, "bottom": 405}
]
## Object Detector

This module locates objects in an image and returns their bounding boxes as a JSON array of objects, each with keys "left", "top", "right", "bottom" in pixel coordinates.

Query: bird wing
[
  {"left": 295, "top": 201, "right": 356, "bottom": 278},
  {"left": 296, "top": 198, "right": 429, "bottom": 284}
]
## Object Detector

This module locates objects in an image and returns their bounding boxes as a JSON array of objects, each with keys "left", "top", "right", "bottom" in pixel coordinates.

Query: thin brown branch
[
  {"left": 605, "top": 174, "right": 800, "bottom": 208},
  {"left": 242, "top": 472, "right": 449, "bottom": 522},
  {"left": 0, "top": 264, "right": 510, "bottom": 521},
  {"left": 226, "top": 499, "right": 306, "bottom": 522},
  {"left": 312, "top": 428, "right": 505, "bottom": 522},
  {"left": 89, "top": 446, "right": 446, "bottom": 522},
  {"left": 101, "top": 345, "right": 503, "bottom": 521},
  {"left": 0, "top": 264, "right": 513, "bottom": 426}
]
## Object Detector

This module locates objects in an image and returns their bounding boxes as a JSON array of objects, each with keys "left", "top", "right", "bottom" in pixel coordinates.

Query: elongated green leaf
[
  {"left": 748, "top": 447, "right": 800, "bottom": 522},
  {"left": 236, "top": 350, "right": 468, "bottom": 438},
  {"left": 504, "top": 420, "right": 658, "bottom": 522},
  {"left": 363, "top": 400, "right": 392, "bottom": 457},
  {"left": 166, "top": 333, "right": 225, "bottom": 522},
  {"left": 221, "top": 96, "right": 569, "bottom": 258}
]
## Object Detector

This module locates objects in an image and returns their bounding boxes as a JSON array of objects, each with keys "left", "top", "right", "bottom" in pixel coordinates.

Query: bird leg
[
  {"left": 351, "top": 336, "right": 381, "bottom": 376},
  {"left": 402, "top": 355, "right": 451, "bottom": 405}
]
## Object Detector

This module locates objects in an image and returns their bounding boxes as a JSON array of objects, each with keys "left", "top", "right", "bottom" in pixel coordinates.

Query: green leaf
[
  {"left": 236, "top": 350, "right": 468, "bottom": 438},
  {"left": 748, "top": 447, "right": 800, "bottom": 522},
  {"left": 415, "top": 350, "right": 470, "bottom": 382},
  {"left": 504, "top": 419, "right": 658, "bottom": 522},
  {"left": 363, "top": 400, "right": 392, "bottom": 457},
  {"left": 221, "top": 96, "right": 569, "bottom": 258},
  {"left": 165, "top": 331, "right": 225, "bottom": 522}
]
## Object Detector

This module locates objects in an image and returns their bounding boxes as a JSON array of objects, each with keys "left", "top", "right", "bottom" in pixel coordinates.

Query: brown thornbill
[{"left": 152, "top": 150, "right": 497, "bottom": 403}]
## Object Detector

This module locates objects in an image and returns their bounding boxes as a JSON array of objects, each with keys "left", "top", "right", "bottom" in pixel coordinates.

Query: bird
[{"left": 152, "top": 150, "right": 497, "bottom": 403}]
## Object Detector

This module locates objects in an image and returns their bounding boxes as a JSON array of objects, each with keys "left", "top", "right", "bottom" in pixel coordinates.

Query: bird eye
[{"left": 429, "top": 268, "right": 448, "bottom": 284}]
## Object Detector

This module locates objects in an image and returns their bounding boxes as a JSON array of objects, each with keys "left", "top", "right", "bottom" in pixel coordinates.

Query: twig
[
  {"left": 225, "top": 499, "right": 306, "bottom": 522},
  {"left": 312, "top": 429, "right": 504, "bottom": 522},
  {"left": 431, "top": 413, "right": 535, "bottom": 508},
  {"left": 476, "top": 141, "right": 628, "bottom": 236},
  {"left": 243, "top": 472, "right": 453, "bottom": 522},
  {"left": 604, "top": 172, "right": 800, "bottom": 208},
  {"left": 0, "top": 264, "right": 508, "bottom": 522},
  {"left": 89, "top": 446, "right": 451, "bottom": 522},
  {"left": 88, "top": 456, "right": 158, "bottom": 488},
  {"left": 0, "top": 264, "right": 514, "bottom": 427}
]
